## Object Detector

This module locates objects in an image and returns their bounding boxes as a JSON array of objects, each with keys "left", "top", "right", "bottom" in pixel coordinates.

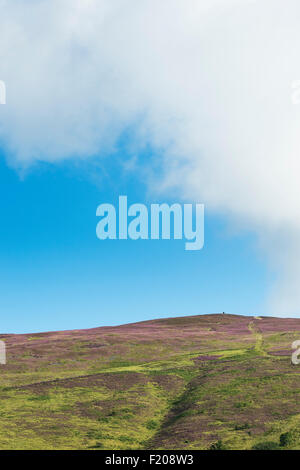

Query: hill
[{"left": 1, "top": 313, "right": 300, "bottom": 450}]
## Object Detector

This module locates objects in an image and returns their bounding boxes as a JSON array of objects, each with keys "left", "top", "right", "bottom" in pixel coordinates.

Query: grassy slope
[{"left": 1, "top": 314, "right": 300, "bottom": 449}]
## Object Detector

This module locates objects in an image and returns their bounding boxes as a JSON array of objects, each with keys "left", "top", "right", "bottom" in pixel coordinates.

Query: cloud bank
[{"left": 1, "top": 0, "right": 300, "bottom": 314}]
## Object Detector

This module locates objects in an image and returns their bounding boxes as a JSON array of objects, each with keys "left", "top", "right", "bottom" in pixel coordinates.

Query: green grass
[{"left": 0, "top": 314, "right": 300, "bottom": 449}]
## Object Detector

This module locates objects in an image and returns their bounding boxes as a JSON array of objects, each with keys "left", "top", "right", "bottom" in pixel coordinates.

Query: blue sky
[
  {"left": 1, "top": 1, "right": 299, "bottom": 330},
  {"left": 0, "top": 149, "right": 269, "bottom": 333}
]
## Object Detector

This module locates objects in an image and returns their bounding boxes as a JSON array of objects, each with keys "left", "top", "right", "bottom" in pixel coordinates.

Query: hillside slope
[{"left": 1, "top": 314, "right": 300, "bottom": 450}]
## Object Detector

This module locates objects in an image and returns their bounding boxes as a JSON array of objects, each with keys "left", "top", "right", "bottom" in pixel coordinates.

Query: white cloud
[{"left": 1, "top": 0, "right": 300, "bottom": 314}]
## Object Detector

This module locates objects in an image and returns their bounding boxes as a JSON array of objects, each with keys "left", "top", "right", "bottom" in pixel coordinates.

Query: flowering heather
[{"left": 0, "top": 313, "right": 300, "bottom": 449}]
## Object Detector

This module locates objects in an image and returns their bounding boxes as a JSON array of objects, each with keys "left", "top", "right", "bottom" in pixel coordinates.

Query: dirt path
[{"left": 248, "top": 320, "right": 268, "bottom": 356}]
